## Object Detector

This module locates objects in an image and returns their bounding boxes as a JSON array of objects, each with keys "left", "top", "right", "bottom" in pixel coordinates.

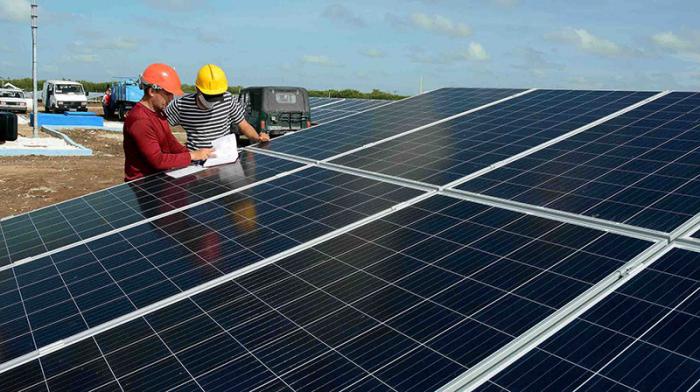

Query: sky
[{"left": 0, "top": 0, "right": 699, "bottom": 95}]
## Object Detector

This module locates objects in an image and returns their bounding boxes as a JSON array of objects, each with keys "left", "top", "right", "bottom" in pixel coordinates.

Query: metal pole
[{"left": 31, "top": 0, "right": 38, "bottom": 138}]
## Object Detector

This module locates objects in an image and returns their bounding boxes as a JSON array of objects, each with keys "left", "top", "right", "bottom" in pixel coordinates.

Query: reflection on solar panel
[
  {"left": 0, "top": 196, "right": 656, "bottom": 391},
  {"left": 309, "top": 97, "right": 344, "bottom": 108},
  {"left": 0, "top": 153, "right": 304, "bottom": 268},
  {"left": 477, "top": 246, "right": 700, "bottom": 392},
  {"left": 0, "top": 167, "right": 423, "bottom": 364},
  {"left": 311, "top": 99, "right": 390, "bottom": 124},
  {"left": 332, "top": 90, "right": 656, "bottom": 186},
  {"left": 456, "top": 91, "right": 700, "bottom": 233},
  {"left": 257, "top": 88, "right": 526, "bottom": 160}
]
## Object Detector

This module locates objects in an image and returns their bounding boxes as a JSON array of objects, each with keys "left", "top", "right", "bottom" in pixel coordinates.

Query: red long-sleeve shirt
[{"left": 123, "top": 102, "right": 191, "bottom": 181}]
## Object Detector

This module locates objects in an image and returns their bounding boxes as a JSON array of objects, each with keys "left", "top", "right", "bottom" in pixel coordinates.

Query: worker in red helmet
[{"left": 123, "top": 63, "right": 214, "bottom": 181}]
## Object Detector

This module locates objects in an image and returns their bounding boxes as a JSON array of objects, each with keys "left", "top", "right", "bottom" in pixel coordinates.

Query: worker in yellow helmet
[{"left": 164, "top": 64, "right": 269, "bottom": 152}]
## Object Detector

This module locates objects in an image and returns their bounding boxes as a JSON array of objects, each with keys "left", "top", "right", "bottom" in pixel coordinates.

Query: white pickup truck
[
  {"left": 0, "top": 86, "right": 28, "bottom": 113},
  {"left": 41, "top": 80, "right": 88, "bottom": 113}
]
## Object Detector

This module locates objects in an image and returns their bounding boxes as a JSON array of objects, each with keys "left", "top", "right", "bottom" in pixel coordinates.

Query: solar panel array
[
  {"left": 478, "top": 246, "right": 700, "bottom": 392},
  {"left": 456, "top": 91, "right": 700, "bottom": 233},
  {"left": 310, "top": 98, "right": 391, "bottom": 124},
  {"left": 0, "top": 153, "right": 303, "bottom": 267},
  {"left": 331, "top": 90, "right": 655, "bottom": 186},
  {"left": 2, "top": 86, "right": 700, "bottom": 392},
  {"left": 257, "top": 88, "right": 526, "bottom": 160}
]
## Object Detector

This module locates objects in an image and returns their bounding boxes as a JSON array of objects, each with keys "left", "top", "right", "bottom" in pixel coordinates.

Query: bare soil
[{"left": 1, "top": 106, "right": 187, "bottom": 218}]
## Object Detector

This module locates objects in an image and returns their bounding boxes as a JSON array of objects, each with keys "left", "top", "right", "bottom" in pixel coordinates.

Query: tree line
[{"left": 1, "top": 78, "right": 405, "bottom": 100}]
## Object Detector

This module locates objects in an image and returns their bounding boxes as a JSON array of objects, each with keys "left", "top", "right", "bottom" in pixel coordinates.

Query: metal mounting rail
[
  {"left": 441, "top": 188, "right": 668, "bottom": 243},
  {"left": 437, "top": 239, "right": 670, "bottom": 392}
]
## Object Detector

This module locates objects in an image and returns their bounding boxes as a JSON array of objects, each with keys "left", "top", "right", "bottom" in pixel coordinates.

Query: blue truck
[{"left": 104, "top": 79, "right": 143, "bottom": 121}]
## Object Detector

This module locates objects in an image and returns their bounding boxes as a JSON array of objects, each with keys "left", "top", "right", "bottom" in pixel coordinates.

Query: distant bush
[
  {"left": 308, "top": 88, "right": 406, "bottom": 100},
  {"left": 1, "top": 78, "right": 404, "bottom": 100}
]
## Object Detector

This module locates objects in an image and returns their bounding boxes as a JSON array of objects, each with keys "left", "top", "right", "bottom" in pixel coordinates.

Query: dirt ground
[{"left": 0, "top": 104, "right": 187, "bottom": 218}]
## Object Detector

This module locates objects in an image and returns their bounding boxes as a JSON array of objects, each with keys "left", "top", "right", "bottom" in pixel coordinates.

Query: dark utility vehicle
[{"left": 236, "top": 87, "right": 312, "bottom": 140}]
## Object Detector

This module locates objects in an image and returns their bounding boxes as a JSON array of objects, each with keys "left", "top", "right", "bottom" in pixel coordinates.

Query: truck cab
[
  {"left": 0, "top": 86, "right": 28, "bottom": 113},
  {"left": 104, "top": 79, "right": 144, "bottom": 120},
  {"left": 237, "top": 87, "right": 311, "bottom": 140},
  {"left": 42, "top": 80, "right": 88, "bottom": 113}
]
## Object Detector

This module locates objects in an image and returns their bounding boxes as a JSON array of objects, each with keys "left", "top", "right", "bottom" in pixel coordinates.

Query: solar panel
[
  {"left": 331, "top": 90, "right": 656, "bottom": 186},
  {"left": 309, "top": 97, "right": 345, "bottom": 109},
  {"left": 455, "top": 91, "right": 700, "bottom": 233},
  {"left": 311, "top": 108, "right": 362, "bottom": 124},
  {"left": 255, "top": 88, "right": 527, "bottom": 161},
  {"left": 476, "top": 246, "right": 700, "bottom": 392},
  {"left": 692, "top": 227, "right": 700, "bottom": 239},
  {"left": 0, "top": 167, "right": 424, "bottom": 364},
  {"left": 0, "top": 152, "right": 304, "bottom": 268},
  {"left": 0, "top": 195, "right": 657, "bottom": 391},
  {"left": 315, "top": 98, "right": 389, "bottom": 112}
]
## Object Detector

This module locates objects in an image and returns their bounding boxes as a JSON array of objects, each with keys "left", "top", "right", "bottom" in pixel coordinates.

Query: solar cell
[
  {"left": 255, "top": 88, "right": 527, "bottom": 161},
  {"left": 0, "top": 152, "right": 303, "bottom": 268},
  {"left": 456, "top": 91, "right": 700, "bottom": 233},
  {"left": 331, "top": 90, "right": 657, "bottom": 186},
  {"left": 0, "top": 195, "right": 657, "bottom": 391},
  {"left": 0, "top": 167, "right": 424, "bottom": 364},
  {"left": 476, "top": 246, "right": 700, "bottom": 392}
]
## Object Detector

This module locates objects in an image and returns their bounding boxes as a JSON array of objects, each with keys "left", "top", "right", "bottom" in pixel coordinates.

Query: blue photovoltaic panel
[
  {"left": 457, "top": 92, "right": 700, "bottom": 233},
  {"left": 312, "top": 108, "right": 362, "bottom": 124},
  {"left": 332, "top": 90, "right": 657, "bottom": 186},
  {"left": 316, "top": 98, "right": 389, "bottom": 112},
  {"left": 257, "top": 88, "right": 526, "bottom": 161},
  {"left": 0, "top": 167, "right": 423, "bottom": 364},
  {"left": 309, "top": 97, "right": 344, "bottom": 108},
  {"left": 0, "top": 152, "right": 303, "bottom": 267},
  {"left": 0, "top": 195, "right": 656, "bottom": 391},
  {"left": 311, "top": 99, "right": 390, "bottom": 124},
  {"left": 477, "top": 247, "right": 700, "bottom": 392}
]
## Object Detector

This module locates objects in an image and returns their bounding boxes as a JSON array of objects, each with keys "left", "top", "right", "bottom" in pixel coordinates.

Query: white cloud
[
  {"left": 322, "top": 4, "right": 365, "bottom": 27},
  {"left": 63, "top": 54, "right": 99, "bottom": 63},
  {"left": 652, "top": 31, "right": 694, "bottom": 51},
  {"left": 92, "top": 37, "right": 138, "bottom": 50},
  {"left": 651, "top": 31, "right": 700, "bottom": 63},
  {"left": 360, "top": 48, "right": 385, "bottom": 58},
  {"left": 302, "top": 55, "right": 337, "bottom": 67},
  {"left": 408, "top": 42, "right": 489, "bottom": 64},
  {"left": 550, "top": 28, "right": 625, "bottom": 57},
  {"left": 463, "top": 42, "right": 489, "bottom": 61},
  {"left": 0, "top": 0, "right": 30, "bottom": 22},
  {"left": 512, "top": 47, "right": 563, "bottom": 77},
  {"left": 411, "top": 13, "right": 471, "bottom": 38}
]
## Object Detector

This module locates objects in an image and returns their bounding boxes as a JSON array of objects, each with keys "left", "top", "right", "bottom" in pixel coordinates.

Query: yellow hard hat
[{"left": 195, "top": 64, "right": 228, "bottom": 95}]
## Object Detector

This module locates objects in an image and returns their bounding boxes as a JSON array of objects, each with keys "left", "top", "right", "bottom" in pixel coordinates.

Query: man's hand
[
  {"left": 190, "top": 148, "right": 214, "bottom": 161},
  {"left": 258, "top": 132, "right": 270, "bottom": 143}
]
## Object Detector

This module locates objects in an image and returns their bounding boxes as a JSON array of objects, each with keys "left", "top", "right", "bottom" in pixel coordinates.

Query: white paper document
[
  {"left": 204, "top": 134, "right": 239, "bottom": 168},
  {"left": 166, "top": 165, "right": 206, "bottom": 178}
]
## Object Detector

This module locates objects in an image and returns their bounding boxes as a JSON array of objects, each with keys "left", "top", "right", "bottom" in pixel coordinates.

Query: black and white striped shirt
[{"left": 164, "top": 92, "right": 245, "bottom": 150}]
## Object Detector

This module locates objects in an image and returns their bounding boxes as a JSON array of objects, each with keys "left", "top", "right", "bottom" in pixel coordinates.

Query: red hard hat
[{"left": 140, "top": 63, "right": 184, "bottom": 96}]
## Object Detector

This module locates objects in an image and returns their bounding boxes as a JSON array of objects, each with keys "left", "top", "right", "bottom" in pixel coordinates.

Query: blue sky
[{"left": 1, "top": 0, "right": 699, "bottom": 95}]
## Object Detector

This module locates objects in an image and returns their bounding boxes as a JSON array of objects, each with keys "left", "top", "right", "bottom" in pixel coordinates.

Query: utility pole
[
  {"left": 31, "top": 0, "right": 38, "bottom": 138},
  {"left": 419, "top": 76, "right": 424, "bottom": 94}
]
